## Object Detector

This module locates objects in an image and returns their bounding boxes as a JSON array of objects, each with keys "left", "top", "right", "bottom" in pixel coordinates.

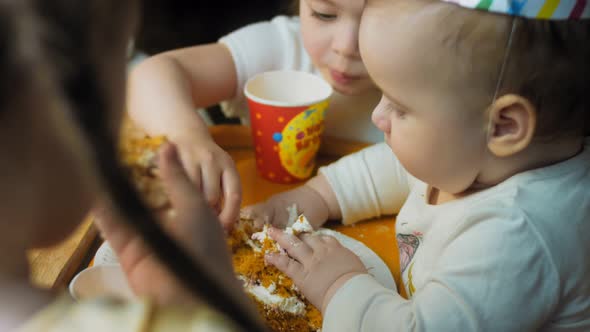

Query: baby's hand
[
  {"left": 241, "top": 185, "right": 330, "bottom": 230},
  {"left": 174, "top": 135, "right": 241, "bottom": 229},
  {"left": 265, "top": 227, "right": 367, "bottom": 313},
  {"left": 240, "top": 196, "right": 294, "bottom": 230}
]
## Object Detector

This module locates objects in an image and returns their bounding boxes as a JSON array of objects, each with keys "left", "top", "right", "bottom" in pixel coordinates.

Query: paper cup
[{"left": 244, "top": 70, "right": 332, "bottom": 183}]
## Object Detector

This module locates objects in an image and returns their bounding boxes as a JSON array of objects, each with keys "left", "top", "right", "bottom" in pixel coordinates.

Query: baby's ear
[{"left": 486, "top": 94, "right": 536, "bottom": 157}]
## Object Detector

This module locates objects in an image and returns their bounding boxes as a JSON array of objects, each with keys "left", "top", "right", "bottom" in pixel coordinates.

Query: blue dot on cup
[{"left": 272, "top": 132, "right": 283, "bottom": 143}]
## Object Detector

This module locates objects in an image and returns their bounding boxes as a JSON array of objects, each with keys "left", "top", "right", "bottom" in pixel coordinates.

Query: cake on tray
[
  {"left": 228, "top": 212, "right": 323, "bottom": 332},
  {"left": 119, "top": 132, "right": 323, "bottom": 331}
]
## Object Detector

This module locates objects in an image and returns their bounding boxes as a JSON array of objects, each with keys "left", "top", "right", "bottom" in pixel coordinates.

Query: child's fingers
[
  {"left": 200, "top": 162, "right": 222, "bottom": 207},
  {"left": 159, "top": 143, "right": 203, "bottom": 209},
  {"left": 91, "top": 201, "right": 114, "bottom": 231},
  {"left": 218, "top": 168, "right": 242, "bottom": 228},
  {"left": 320, "top": 234, "right": 340, "bottom": 245},
  {"left": 177, "top": 148, "right": 202, "bottom": 191},
  {"left": 92, "top": 202, "right": 126, "bottom": 244},
  {"left": 299, "top": 233, "right": 329, "bottom": 252},
  {"left": 268, "top": 227, "right": 312, "bottom": 263},
  {"left": 240, "top": 205, "right": 273, "bottom": 230},
  {"left": 92, "top": 202, "right": 150, "bottom": 267},
  {"left": 265, "top": 253, "right": 304, "bottom": 283}
]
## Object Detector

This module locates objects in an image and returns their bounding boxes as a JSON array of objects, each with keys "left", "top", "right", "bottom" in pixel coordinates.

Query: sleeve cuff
[
  {"left": 323, "top": 274, "right": 403, "bottom": 332},
  {"left": 320, "top": 143, "right": 406, "bottom": 225}
]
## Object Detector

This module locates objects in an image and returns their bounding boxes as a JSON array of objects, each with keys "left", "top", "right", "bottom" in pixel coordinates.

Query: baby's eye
[
  {"left": 311, "top": 10, "right": 337, "bottom": 21},
  {"left": 385, "top": 103, "right": 406, "bottom": 119},
  {"left": 395, "top": 109, "right": 406, "bottom": 119}
]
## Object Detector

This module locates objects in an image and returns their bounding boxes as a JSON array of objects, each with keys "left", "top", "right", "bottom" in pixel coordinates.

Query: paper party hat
[{"left": 442, "top": 0, "right": 590, "bottom": 19}]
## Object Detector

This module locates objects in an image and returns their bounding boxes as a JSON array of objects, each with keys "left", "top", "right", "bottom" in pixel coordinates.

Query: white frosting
[
  {"left": 252, "top": 215, "right": 314, "bottom": 252},
  {"left": 138, "top": 150, "right": 156, "bottom": 168},
  {"left": 251, "top": 225, "right": 281, "bottom": 253},
  {"left": 247, "top": 283, "right": 306, "bottom": 315},
  {"left": 251, "top": 225, "right": 271, "bottom": 243},
  {"left": 286, "top": 204, "right": 299, "bottom": 227},
  {"left": 240, "top": 209, "right": 316, "bottom": 317},
  {"left": 289, "top": 215, "right": 313, "bottom": 235},
  {"left": 238, "top": 276, "right": 305, "bottom": 315}
]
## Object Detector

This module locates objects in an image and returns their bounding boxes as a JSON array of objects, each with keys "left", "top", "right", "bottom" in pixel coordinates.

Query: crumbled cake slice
[
  {"left": 119, "top": 133, "right": 323, "bottom": 330},
  {"left": 118, "top": 135, "right": 169, "bottom": 210},
  {"left": 228, "top": 214, "right": 323, "bottom": 332}
]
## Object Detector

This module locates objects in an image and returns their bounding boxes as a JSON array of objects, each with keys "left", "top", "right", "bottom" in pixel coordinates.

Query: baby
[{"left": 244, "top": 0, "right": 590, "bottom": 330}]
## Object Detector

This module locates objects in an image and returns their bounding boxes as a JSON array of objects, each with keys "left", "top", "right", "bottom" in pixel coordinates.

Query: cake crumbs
[{"left": 228, "top": 218, "right": 322, "bottom": 332}]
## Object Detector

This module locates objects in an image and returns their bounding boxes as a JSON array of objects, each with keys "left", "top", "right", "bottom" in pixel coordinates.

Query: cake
[
  {"left": 119, "top": 130, "right": 323, "bottom": 331},
  {"left": 118, "top": 133, "right": 169, "bottom": 210},
  {"left": 228, "top": 212, "right": 323, "bottom": 332}
]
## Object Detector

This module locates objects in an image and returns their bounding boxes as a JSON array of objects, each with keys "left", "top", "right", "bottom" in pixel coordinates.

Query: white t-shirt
[
  {"left": 219, "top": 16, "right": 383, "bottom": 143},
  {"left": 319, "top": 139, "right": 590, "bottom": 331}
]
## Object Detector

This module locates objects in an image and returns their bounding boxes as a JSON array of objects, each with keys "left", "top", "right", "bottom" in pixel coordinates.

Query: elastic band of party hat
[{"left": 441, "top": 0, "right": 590, "bottom": 19}]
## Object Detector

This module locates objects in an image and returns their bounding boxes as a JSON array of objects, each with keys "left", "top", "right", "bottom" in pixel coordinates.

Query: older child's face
[
  {"left": 300, "top": 0, "right": 377, "bottom": 95},
  {"left": 0, "top": 96, "right": 97, "bottom": 248},
  {"left": 360, "top": 1, "right": 490, "bottom": 194},
  {"left": 4, "top": 1, "right": 138, "bottom": 248}
]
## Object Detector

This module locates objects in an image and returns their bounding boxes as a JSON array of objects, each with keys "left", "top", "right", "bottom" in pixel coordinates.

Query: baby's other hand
[
  {"left": 265, "top": 227, "right": 367, "bottom": 313},
  {"left": 174, "top": 135, "right": 241, "bottom": 229},
  {"left": 240, "top": 198, "right": 291, "bottom": 230},
  {"left": 241, "top": 185, "right": 330, "bottom": 230}
]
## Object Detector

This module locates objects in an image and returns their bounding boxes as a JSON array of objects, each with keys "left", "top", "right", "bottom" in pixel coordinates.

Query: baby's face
[
  {"left": 360, "top": 0, "right": 491, "bottom": 194},
  {"left": 299, "top": 0, "right": 378, "bottom": 96}
]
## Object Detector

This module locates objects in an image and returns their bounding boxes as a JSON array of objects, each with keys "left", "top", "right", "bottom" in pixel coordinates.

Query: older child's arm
[
  {"left": 128, "top": 43, "right": 241, "bottom": 227},
  {"left": 95, "top": 144, "right": 258, "bottom": 316}
]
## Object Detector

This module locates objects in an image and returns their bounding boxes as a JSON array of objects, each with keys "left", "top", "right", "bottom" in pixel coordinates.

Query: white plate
[
  {"left": 70, "top": 229, "right": 396, "bottom": 300},
  {"left": 317, "top": 228, "right": 396, "bottom": 291},
  {"left": 93, "top": 241, "right": 119, "bottom": 266},
  {"left": 69, "top": 265, "right": 134, "bottom": 301}
]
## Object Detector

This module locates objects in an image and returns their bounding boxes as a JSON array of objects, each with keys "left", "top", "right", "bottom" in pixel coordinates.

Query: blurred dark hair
[
  {"left": 290, "top": 0, "right": 300, "bottom": 15},
  {"left": 1, "top": 0, "right": 264, "bottom": 330}
]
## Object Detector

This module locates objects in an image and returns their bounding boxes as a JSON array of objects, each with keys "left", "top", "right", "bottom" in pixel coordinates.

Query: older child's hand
[
  {"left": 240, "top": 184, "right": 330, "bottom": 230},
  {"left": 265, "top": 227, "right": 368, "bottom": 314},
  {"left": 174, "top": 134, "right": 241, "bottom": 229},
  {"left": 95, "top": 143, "right": 244, "bottom": 307}
]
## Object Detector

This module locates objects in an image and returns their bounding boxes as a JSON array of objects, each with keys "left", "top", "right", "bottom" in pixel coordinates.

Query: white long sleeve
[
  {"left": 323, "top": 208, "right": 560, "bottom": 331},
  {"left": 320, "top": 143, "right": 413, "bottom": 224},
  {"left": 323, "top": 138, "right": 590, "bottom": 331}
]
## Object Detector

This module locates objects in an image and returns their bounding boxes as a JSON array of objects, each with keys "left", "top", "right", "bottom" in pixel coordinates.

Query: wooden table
[
  {"left": 27, "top": 219, "right": 97, "bottom": 289},
  {"left": 28, "top": 125, "right": 403, "bottom": 295}
]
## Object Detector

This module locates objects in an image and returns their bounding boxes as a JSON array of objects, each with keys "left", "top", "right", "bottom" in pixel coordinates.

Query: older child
[
  {"left": 0, "top": 0, "right": 263, "bottom": 331},
  {"left": 246, "top": 0, "right": 590, "bottom": 330},
  {"left": 127, "top": 0, "right": 382, "bottom": 227}
]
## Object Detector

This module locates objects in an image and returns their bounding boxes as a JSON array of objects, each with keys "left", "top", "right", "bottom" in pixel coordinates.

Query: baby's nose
[{"left": 372, "top": 106, "right": 391, "bottom": 134}]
